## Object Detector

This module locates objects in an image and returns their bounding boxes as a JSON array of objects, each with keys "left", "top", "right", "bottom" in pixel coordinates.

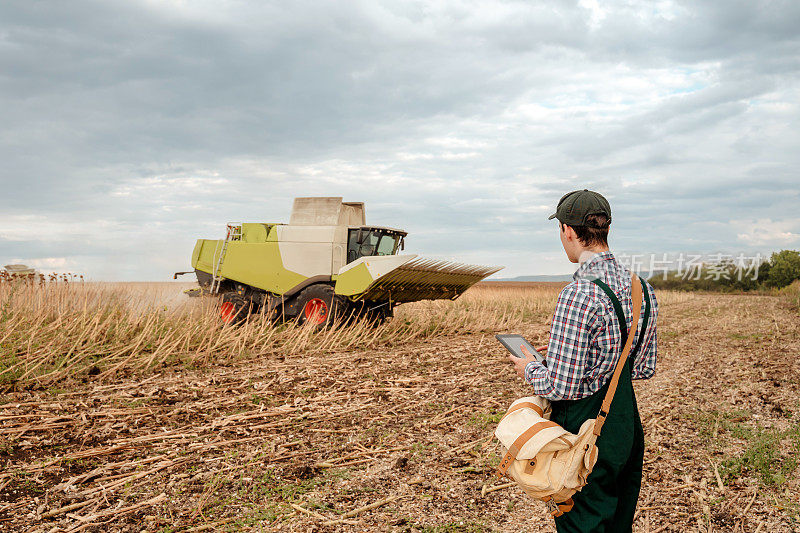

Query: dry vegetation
[
  {"left": 0, "top": 281, "right": 554, "bottom": 389},
  {"left": 1, "top": 280, "right": 799, "bottom": 532}
]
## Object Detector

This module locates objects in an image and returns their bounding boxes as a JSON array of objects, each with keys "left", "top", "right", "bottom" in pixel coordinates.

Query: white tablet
[{"left": 495, "top": 334, "right": 545, "bottom": 364}]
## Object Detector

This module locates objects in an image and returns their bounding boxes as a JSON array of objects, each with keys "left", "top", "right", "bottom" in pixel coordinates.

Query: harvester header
[{"left": 183, "top": 197, "right": 502, "bottom": 324}]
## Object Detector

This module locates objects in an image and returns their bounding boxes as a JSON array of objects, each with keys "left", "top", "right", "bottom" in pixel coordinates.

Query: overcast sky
[{"left": 1, "top": 0, "right": 799, "bottom": 280}]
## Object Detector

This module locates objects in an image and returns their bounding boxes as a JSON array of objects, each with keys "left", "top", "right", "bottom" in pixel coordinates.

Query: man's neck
[{"left": 578, "top": 247, "right": 610, "bottom": 264}]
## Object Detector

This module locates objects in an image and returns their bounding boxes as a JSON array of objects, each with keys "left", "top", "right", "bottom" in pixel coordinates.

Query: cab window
[
  {"left": 377, "top": 235, "right": 398, "bottom": 256},
  {"left": 347, "top": 229, "right": 401, "bottom": 263}
]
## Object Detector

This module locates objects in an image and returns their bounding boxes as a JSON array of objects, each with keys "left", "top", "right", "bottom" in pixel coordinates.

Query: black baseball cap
[{"left": 548, "top": 189, "right": 611, "bottom": 227}]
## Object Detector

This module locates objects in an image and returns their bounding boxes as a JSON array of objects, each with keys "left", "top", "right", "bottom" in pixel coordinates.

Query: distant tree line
[{"left": 648, "top": 250, "right": 800, "bottom": 292}]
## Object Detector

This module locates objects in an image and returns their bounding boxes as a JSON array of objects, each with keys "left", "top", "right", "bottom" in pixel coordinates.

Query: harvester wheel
[
  {"left": 296, "top": 284, "right": 348, "bottom": 327},
  {"left": 219, "top": 293, "right": 250, "bottom": 325}
]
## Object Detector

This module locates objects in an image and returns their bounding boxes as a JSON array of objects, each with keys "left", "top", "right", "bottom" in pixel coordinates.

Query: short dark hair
[{"left": 562, "top": 213, "right": 610, "bottom": 247}]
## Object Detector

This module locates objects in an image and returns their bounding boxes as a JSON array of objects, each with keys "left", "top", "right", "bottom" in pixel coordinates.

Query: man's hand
[{"left": 508, "top": 345, "right": 541, "bottom": 380}]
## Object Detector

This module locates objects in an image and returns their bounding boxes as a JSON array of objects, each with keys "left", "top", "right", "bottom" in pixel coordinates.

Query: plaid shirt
[{"left": 525, "top": 251, "right": 658, "bottom": 401}]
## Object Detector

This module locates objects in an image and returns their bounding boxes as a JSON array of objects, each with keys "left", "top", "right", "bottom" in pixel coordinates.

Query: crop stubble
[{"left": 0, "top": 282, "right": 798, "bottom": 531}]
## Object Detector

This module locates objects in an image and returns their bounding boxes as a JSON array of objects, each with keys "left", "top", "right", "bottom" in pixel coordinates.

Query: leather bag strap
[
  {"left": 496, "top": 420, "right": 560, "bottom": 477},
  {"left": 590, "top": 273, "right": 644, "bottom": 437},
  {"left": 500, "top": 401, "right": 544, "bottom": 422}
]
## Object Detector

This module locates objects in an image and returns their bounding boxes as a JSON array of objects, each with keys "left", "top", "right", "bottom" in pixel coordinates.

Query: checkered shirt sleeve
[{"left": 524, "top": 283, "right": 602, "bottom": 401}]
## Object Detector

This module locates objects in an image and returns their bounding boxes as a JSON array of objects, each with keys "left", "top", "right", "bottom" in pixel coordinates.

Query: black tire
[
  {"left": 295, "top": 284, "right": 349, "bottom": 326},
  {"left": 351, "top": 300, "right": 393, "bottom": 325},
  {"left": 368, "top": 303, "right": 393, "bottom": 325},
  {"left": 219, "top": 292, "right": 251, "bottom": 326}
]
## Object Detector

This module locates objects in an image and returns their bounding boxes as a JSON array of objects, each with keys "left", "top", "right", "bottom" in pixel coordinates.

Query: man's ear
[{"left": 562, "top": 224, "right": 575, "bottom": 242}]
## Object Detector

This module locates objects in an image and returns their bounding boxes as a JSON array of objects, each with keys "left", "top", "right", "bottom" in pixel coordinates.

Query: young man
[{"left": 508, "top": 189, "right": 658, "bottom": 532}]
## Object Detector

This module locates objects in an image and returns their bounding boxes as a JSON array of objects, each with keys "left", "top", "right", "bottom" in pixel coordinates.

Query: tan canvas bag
[{"left": 493, "top": 274, "right": 643, "bottom": 517}]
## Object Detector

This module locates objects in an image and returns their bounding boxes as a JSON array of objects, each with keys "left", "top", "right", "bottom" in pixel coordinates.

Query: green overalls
[{"left": 550, "top": 278, "right": 651, "bottom": 532}]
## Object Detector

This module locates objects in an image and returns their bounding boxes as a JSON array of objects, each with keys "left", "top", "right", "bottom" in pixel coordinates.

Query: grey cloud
[{"left": 1, "top": 0, "right": 799, "bottom": 279}]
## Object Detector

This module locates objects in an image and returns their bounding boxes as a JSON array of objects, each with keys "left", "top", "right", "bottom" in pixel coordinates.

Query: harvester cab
[
  {"left": 183, "top": 197, "right": 502, "bottom": 325},
  {"left": 346, "top": 226, "right": 405, "bottom": 264}
]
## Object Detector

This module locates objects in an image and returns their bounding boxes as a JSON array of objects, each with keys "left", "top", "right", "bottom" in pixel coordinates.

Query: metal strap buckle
[{"left": 545, "top": 499, "right": 560, "bottom": 515}]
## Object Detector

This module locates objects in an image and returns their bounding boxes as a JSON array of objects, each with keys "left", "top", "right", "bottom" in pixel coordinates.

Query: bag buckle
[
  {"left": 545, "top": 497, "right": 573, "bottom": 517},
  {"left": 545, "top": 499, "right": 560, "bottom": 516}
]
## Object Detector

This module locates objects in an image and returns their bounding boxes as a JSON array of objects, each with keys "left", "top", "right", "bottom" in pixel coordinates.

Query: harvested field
[
  {"left": 1, "top": 282, "right": 799, "bottom": 532},
  {"left": 477, "top": 281, "right": 569, "bottom": 290}
]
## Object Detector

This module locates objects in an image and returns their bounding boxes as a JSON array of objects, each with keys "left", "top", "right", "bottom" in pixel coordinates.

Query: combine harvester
[
  {"left": 180, "top": 197, "right": 502, "bottom": 325},
  {"left": 3, "top": 264, "right": 37, "bottom": 276}
]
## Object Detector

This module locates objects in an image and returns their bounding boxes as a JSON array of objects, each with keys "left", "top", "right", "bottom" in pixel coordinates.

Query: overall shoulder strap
[
  {"left": 628, "top": 280, "right": 652, "bottom": 361},
  {"left": 589, "top": 273, "right": 643, "bottom": 437},
  {"left": 593, "top": 278, "right": 652, "bottom": 361},
  {"left": 591, "top": 278, "right": 628, "bottom": 347}
]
